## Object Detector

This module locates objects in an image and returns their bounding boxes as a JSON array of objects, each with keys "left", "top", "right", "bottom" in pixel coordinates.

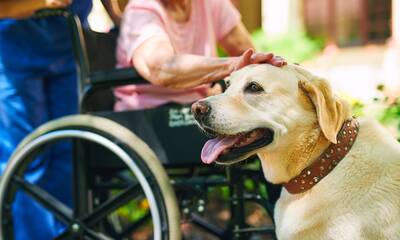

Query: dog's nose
[{"left": 191, "top": 101, "right": 211, "bottom": 121}]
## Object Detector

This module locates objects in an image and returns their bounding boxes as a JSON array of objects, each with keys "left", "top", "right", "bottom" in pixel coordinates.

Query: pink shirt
[{"left": 114, "top": 0, "right": 240, "bottom": 110}]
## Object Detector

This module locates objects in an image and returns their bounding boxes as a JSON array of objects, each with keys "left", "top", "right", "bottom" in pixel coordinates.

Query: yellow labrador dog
[{"left": 192, "top": 64, "right": 400, "bottom": 240}]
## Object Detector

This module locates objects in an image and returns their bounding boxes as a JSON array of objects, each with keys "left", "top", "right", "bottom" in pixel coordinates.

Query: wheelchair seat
[{"left": 91, "top": 105, "right": 208, "bottom": 167}]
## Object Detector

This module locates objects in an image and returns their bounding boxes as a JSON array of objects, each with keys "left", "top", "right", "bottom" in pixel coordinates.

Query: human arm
[
  {"left": 0, "top": 0, "right": 71, "bottom": 19},
  {"left": 220, "top": 21, "right": 254, "bottom": 56},
  {"left": 133, "top": 36, "right": 242, "bottom": 89},
  {"left": 100, "top": 0, "right": 123, "bottom": 26}
]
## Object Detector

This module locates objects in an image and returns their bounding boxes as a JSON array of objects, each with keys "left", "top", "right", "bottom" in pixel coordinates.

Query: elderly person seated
[
  {"left": 114, "top": 1, "right": 285, "bottom": 226},
  {"left": 114, "top": 0, "right": 286, "bottom": 111}
]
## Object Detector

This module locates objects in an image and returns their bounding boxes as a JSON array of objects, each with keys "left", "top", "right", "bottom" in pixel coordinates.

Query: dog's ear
[{"left": 294, "top": 66, "right": 351, "bottom": 144}]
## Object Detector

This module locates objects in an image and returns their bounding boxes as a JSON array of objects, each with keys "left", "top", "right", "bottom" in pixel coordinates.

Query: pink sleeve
[
  {"left": 211, "top": 0, "right": 241, "bottom": 41},
  {"left": 117, "top": 7, "right": 170, "bottom": 66}
]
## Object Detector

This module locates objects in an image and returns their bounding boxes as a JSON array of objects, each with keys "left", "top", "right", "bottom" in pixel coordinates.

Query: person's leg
[
  {"left": 0, "top": 70, "right": 61, "bottom": 240},
  {"left": 38, "top": 62, "right": 78, "bottom": 234},
  {"left": 0, "top": 71, "right": 48, "bottom": 174}
]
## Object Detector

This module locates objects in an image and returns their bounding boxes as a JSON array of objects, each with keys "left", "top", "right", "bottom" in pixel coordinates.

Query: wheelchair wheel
[{"left": 0, "top": 115, "right": 181, "bottom": 240}]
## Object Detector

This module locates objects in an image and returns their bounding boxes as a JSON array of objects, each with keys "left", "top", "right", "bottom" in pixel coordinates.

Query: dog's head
[{"left": 193, "top": 64, "right": 351, "bottom": 168}]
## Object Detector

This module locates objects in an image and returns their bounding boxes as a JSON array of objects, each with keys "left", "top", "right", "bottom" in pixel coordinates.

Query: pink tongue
[{"left": 201, "top": 136, "right": 241, "bottom": 164}]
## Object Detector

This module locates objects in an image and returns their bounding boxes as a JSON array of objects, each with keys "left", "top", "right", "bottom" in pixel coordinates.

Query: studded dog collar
[{"left": 283, "top": 118, "right": 360, "bottom": 194}]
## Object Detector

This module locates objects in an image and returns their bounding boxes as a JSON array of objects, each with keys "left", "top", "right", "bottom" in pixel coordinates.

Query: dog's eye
[
  {"left": 225, "top": 80, "right": 230, "bottom": 88},
  {"left": 245, "top": 82, "right": 264, "bottom": 93}
]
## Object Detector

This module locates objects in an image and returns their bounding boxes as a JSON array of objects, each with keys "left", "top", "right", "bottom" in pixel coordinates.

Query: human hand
[
  {"left": 43, "top": 0, "right": 72, "bottom": 8},
  {"left": 232, "top": 49, "right": 287, "bottom": 71}
]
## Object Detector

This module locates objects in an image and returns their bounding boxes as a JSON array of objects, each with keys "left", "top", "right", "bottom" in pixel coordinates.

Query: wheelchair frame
[{"left": 0, "top": 9, "right": 278, "bottom": 240}]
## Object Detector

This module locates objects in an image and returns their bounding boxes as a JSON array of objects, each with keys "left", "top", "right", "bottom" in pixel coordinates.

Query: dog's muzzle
[{"left": 191, "top": 100, "right": 211, "bottom": 124}]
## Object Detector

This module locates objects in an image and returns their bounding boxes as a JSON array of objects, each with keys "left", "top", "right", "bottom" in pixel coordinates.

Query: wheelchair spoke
[
  {"left": 82, "top": 227, "right": 113, "bottom": 240},
  {"left": 12, "top": 176, "right": 73, "bottom": 225},
  {"left": 54, "top": 223, "right": 112, "bottom": 240},
  {"left": 82, "top": 182, "right": 143, "bottom": 226}
]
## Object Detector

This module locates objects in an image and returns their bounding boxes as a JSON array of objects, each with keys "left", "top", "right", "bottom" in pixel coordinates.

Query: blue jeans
[{"left": 0, "top": 61, "right": 78, "bottom": 240}]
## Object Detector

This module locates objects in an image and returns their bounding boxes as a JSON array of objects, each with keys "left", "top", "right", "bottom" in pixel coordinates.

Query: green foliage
[
  {"left": 351, "top": 101, "right": 365, "bottom": 117},
  {"left": 244, "top": 178, "right": 255, "bottom": 191},
  {"left": 378, "top": 99, "right": 400, "bottom": 125},
  {"left": 217, "top": 46, "right": 228, "bottom": 57},
  {"left": 372, "top": 85, "right": 400, "bottom": 128},
  {"left": 375, "top": 98, "right": 400, "bottom": 140},
  {"left": 251, "top": 30, "right": 325, "bottom": 63},
  {"left": 350, "top": 84, "right": 400, "bottom": 139},
  {"left": 113, "top": 190, "right": 149, "bottom": 222}
]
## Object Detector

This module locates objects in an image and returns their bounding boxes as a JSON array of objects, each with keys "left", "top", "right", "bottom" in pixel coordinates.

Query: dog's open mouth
[{"left": 201, "top": 128, "right": 274, "bottom": 164}]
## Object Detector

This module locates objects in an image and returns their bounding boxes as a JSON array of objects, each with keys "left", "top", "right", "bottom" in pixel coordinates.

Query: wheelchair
[{"left": 0, "top": 10, "right": 279, "bottom": 240}]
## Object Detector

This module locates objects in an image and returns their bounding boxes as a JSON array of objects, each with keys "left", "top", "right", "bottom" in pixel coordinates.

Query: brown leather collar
[{"left": 283, "top": 118, "right": 360, "bottom": 194}]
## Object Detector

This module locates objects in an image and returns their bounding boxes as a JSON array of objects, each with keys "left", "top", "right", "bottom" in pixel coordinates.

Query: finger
[
  {"left": 270, "top": 56, "right": 287, "bottom": 67},
  {"left": 270, "top": 58, "right": 284, "bottom": 67},
  {"left": 278, "top": 57, "right": 288, "bottom": 66},
  {"left": 235, "top": 48, "right": 254, "bottom": 70},
  {"left": 250, "top": 52, "right": 273, "bottom": 63},
  {"left": 276, "top": 61, "right": 286, "bottom": 67},
  {"left": 272, "top": 56, "right": 285, "bottom": 62},
  {"left": 276, "top": 56, "right": 287, "bottom": 65},
  {"left": 272, "top": 60, "right": 285, "bottom": 67},
  {"left": 242, "top": 48, "right": 254, "bottom": 61}
]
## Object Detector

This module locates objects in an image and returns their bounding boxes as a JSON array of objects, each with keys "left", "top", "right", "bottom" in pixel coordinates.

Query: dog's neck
[{"left": 258, "top": 122, "right": 331, "bottom": 184}]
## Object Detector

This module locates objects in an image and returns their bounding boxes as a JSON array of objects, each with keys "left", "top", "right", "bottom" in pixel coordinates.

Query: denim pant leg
[
  {"left": 0, "top": 65, "right": 77, "bottom": 240},
  {"left": 0, "top": 70, "right": 58, "bottom": 240},
  {"left": 37, "top": 62, "right": 78, "bottom": 219}
]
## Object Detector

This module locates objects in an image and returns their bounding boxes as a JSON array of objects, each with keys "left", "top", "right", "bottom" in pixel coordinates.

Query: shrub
[{"left": 251, "top": 30, "right": 325, "bottom": 63}]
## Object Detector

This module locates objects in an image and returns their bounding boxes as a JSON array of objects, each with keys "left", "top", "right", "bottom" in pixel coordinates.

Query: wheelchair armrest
[
  {"left": 81, "top": 68, "right": 148, "bottom": 112},
  {"left": 90, "top": 68, "right": 226, "bottom": 90},
  {"left": 81, "top": 67, "right": 226, "bottom": 112},
  {"left": 89, "top": 68, "right": 148, "bottom": 88}
]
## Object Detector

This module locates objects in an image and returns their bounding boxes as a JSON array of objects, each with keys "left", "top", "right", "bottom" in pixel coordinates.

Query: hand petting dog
[{"left": 231, "top": 48, "right": 287, "bottom": 72}]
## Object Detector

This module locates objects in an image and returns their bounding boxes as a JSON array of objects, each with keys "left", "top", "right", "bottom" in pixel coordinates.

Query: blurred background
[{"left": 89, "top": 0, "right": 400, "bottom": 139}]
